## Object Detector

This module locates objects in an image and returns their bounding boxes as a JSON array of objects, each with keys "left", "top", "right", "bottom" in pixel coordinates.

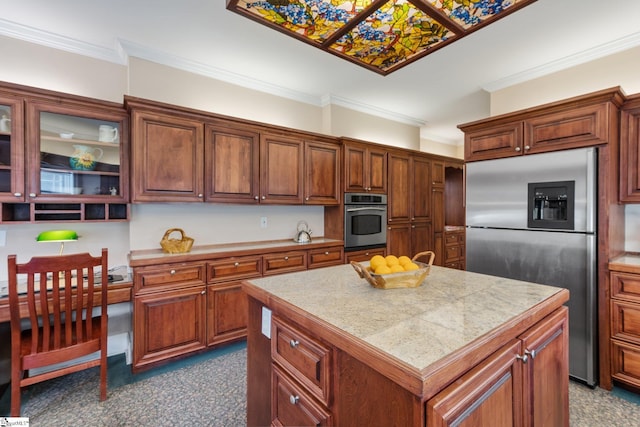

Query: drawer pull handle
[
  {"left": 290, "top": 339, "right": 300, "bottom": 348},
  {"left": 525, "top": 349, "right": 536, "bottom": 359},
  {"left": 234, "top": 262, "right": 240, "bottom": 267},
  {"left": 516, "top": 353, "right": 528, "bottom": 363},
  {"left": 324, "top": 251, "right": 329, "bottom": 255},
  {"left": 289, "top": 395, "right": 300, "bottom": 405},
  {"left": 170, "top": 269, "right": 176, "bottom": 275},
  {"left": 284, "top": 256, "right": 289, "bottom": 261}
]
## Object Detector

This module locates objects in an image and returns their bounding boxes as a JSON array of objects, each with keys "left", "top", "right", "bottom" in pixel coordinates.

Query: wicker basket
[
  {"left": 350, "top": 251, "right": 435, "bottom": 289},
  {"left": 160, "top": 228, "right": 194, "bottom": 254}
]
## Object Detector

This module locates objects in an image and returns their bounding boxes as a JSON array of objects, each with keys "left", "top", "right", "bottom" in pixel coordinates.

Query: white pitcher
[{"left": 98, "top": 125, "right": 118, "bottom": 143}]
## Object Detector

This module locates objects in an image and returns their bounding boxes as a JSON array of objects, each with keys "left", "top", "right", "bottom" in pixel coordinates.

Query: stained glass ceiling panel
[{"left": 227, "top": 0, "right": 537, "bottom": 75}]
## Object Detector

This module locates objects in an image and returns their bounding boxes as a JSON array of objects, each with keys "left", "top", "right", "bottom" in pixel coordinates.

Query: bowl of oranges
[{"left": 350, "top": 251, "right": 435, "bottom": 289}]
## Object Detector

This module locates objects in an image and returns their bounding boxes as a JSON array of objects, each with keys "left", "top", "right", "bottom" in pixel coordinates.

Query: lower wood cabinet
[
  {"left": 427, "top": 306, "right": 569, "bottom": 427},
  {"left": 131, "top": 242, "right": 344, "bottom": 372},
  {"left": 610, "top": 269, "right": 640, "bottom": 388},
  {"left": 344, "top": 247, "right": 386, "bottom": 263},
  {"left": 133, "top": 286, "right": 207, "bottom": 371},
  {"left": 443, "top": 228, "right": 465, "bottom": 270}
]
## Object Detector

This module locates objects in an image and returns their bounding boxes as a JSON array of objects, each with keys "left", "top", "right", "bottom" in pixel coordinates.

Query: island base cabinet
[
  {"left": 427, "top": 306, "right": 569, "bottom": 427},
  {"left": 133, "top": 287, "right": 207, "bottom": 372},
  {"left": 427, "top": 340, "right": 523, "bottom": 427}
]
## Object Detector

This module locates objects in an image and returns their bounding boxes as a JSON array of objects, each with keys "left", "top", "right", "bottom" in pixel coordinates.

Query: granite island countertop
[{"left": 243, "top": 263, "right": 569, "bottom": 373}]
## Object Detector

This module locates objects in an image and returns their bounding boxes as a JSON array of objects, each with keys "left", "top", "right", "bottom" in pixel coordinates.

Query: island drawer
[
  {"left": 272, "top": 316, "right": 331, "bottom": 405},
  {"left": 263, "top": 251, "right": 307, "bottom": 276},
  {"left": 134, "top": 262, "right": 206, "bottom": 293},
  {"left": 206, "top": 256, "right": 262, "bottom": 283},
  {"left": 272, "top": 364, "right": 332, "bottom": 426},
  {"left": 611, "top": 271, "right": 640, "bottom": 302},
  {"left": 308, "top": 246, "right": 344, "bottom": 269}
]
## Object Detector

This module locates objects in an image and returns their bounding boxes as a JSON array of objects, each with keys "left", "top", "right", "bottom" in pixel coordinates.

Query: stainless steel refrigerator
[{"left": 466, "top": 147, "right": 597, "bottom": 386}]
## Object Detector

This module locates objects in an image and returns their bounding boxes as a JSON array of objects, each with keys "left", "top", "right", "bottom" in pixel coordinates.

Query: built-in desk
[{"left": 0, "top": 279, "right": 133, "bottom": 323}]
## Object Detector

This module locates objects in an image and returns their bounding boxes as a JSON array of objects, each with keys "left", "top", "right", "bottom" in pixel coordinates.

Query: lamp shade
[{"left": 36, "top": 230, "right": 79, "bottom": 242}]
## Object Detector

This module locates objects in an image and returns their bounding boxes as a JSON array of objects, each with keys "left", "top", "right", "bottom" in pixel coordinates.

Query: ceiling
[{"left": 2, "top": 0, "right": 640, "bottom": 146}]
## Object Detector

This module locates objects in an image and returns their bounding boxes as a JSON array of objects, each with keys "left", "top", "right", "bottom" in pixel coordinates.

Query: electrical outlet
[{"left": 260, "top": 217, "right": 267, "bottom": 228}]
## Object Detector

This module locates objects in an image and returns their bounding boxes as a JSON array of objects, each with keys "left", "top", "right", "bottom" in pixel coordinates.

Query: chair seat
[{"left": 20, "top": 316, "right": 104, "bottom": 371}]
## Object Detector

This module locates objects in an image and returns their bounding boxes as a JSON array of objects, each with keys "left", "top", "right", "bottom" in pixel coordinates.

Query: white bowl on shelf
[{"left": 60, "top": 132, "right": 74, "bottom": 139}]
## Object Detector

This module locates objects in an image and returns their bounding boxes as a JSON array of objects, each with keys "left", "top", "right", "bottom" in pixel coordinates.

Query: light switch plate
[{"left": 261, "top": 307, "right": 272, "bottom": 339}]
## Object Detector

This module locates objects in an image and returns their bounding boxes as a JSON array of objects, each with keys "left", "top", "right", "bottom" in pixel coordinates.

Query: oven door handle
[{"left": 346, "top": 207, "right": 387, "bottom": 212}]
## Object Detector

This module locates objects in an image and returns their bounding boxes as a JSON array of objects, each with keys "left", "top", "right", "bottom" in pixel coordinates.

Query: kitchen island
[{"left": 243, "top": 263, "right": 570, "bottom": 426}]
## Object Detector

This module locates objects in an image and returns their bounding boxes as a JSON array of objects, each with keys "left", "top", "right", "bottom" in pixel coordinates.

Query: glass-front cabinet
[
  {"left": 0, "top": 96, "right": 25, "bottom": 202},
  {"left": 26, "top": 99, "right": 129, "bottom": 205}
]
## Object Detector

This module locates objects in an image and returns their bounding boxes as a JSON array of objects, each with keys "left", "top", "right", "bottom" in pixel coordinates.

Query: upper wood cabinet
[
  {"left": 0, "top": 82, "right": 129, "bottom": 223},
  {"left": 206, "top": 124, "right": 260, "bottom": 203},
  {"left": 0, "top": 95, "right": 24, "bottom": 202},
  {"left": 620, "top": 94, "right": 640, "bottom": 203},
  {"left": 127, "top": 97, "right": 340, "bottom": 205},
  {"left": 130, "top": 107, "right": 204, "bottom": 202},
  {"left": 343, "top": 140, "right": 387, "bottom": 193},
  {"left": 460, "top": 88, "right": 624, "bottom": 162},
  {"left": 304, "top": 140, "right": 341, "bottom": 205},
  {"left": 260, "top": 133, "right": 304, "bottom": 204}
]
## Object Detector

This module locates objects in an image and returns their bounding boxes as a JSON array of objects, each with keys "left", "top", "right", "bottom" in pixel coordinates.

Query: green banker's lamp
[{"left": 36, "top": 230, "right": 79, "bottom": 255}]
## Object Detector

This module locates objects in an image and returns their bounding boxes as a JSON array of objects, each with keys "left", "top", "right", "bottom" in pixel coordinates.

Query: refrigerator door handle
[{"left": 586, "top": 148, "right": 597, "bottom": 233}]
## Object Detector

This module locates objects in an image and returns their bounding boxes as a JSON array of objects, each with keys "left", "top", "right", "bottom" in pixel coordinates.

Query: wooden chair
[{"left": 8, "top": 248, "right": 109, "bottom": 416}]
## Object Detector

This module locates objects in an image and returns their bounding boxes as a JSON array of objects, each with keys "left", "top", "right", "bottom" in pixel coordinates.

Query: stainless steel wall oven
[{"left": 344, "top": 193, "right": 387, "bottom": 250}]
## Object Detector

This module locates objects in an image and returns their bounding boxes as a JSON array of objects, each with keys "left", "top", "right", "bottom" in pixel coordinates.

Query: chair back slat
[{"left": 9, "top": 251, "right": 108, "bottom": 355}]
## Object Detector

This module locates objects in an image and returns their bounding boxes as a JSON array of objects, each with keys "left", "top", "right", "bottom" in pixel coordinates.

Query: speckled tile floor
[{"left": 2, "top": 342, "right": 640, "bottom": 426}]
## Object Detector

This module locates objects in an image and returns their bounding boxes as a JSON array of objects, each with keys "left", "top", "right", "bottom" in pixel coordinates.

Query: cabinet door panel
[
  {"left": 272, "top": 365, "right": 332, "bottom": 427},
  {"left": 411, "top": 221, "right": 433, "bottom": 256},
  {"left": 368, "top": 147, "right": 387, "bottom": 194},
  {"left": 0, "top": 96, "right": 24, "bottom": 201},
  {"left": 464, "top": 122, "right": 523, "bottom": 161},
  {"left": 620, "top": 103, "right": 640, "bottom": 202},
  {"left": 261, "top": 134, "right": 303, "bottom": 204},
  {"left": 519, "top": 306, "right": 569, "bottom": 427},
  {"left": 305, "top": 140, "right": 340, "bottom": 205},
  {"left": 387, "top": 223, "right": 411, "bottom": 257},
  {"left": 207, "top": 282, "right": 248, "bottom": 345},
  {"left": 131, "top": 111, "right": 204, "bottom": 202},
  {"left": 133, "top": 287, "right": 207, "bottom": 370},
  {"left": 344, "top": 144, "right": 366, "bottom": 192},
  {"left": 387, "top": 152, "right": 411, "bottom": 223},
  {"left": 205, "top": 125, "right": 259, "bottom": 203},
  {"left": 412, "top": 156, "right": 431, "bottom": 222},
  {"left": 427, "top": 340, "right": 522, "bottom": 427}
]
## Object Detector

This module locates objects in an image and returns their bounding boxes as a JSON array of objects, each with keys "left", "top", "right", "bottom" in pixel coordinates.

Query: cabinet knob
[
  {"left": 170, "top": 269, "right": 176, "bottom": 275},
  {"left": 234, "top": 262, "right": 240, "bottom": 267},
  {"left": 516, "top": 353, "right": 529, "bottom": 363},
  {"left": 254, "top": 196, "right": 259, "bottom": 200},
  {"left": 289, "top": 339, "right": 300, "bottom": 348},
  {"left": 261, "top": 196, "right": 266, "bottom": 200},
  {"left": 515, "top": 146, "right": 521, "bottom": 152},
  {"left": 524, "top": 145, "right": 531, "bottom": 151},
  {"left": 198, "top": 193, "right": 203, "bottom": 198},
  {"left": 284, "top": 256, "right": 289, "bottom": 261},
  {"left": 201, "top": 290, "right": 205, "bottom": 295},
  {"left": 289, "top": 395, "right": 300, "bottom": 405},
  {"left": 412, "top": 225, "right": 415, "bottom": 229},
  {"left": 325, "top": 251, "right": 329, "bottom": 255},
  {"left": 29, "top": 193, "right": 36, "bottom": 197},
  {"left": 525, "top": 349, "right": 536, "bottom": 359},
  {"left": 305, "top": 197, "right": 309, "bottom": 201},
  {"left": 13, "top": 192, "right": 21, "bottom": 197}
]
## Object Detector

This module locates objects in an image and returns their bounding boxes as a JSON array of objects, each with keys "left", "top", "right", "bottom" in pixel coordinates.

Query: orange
[
  {"left": 374, "top": 264, "right": 392, "bottom": 275},
  {"left": 404, "top": 262, "right": 420, "bottom": 271},
  {"left": 398, "top": 255, "right": 412, "bottom": 266},
  {"left": 385, "top": 255, "right": 399, "bottom": 266}
]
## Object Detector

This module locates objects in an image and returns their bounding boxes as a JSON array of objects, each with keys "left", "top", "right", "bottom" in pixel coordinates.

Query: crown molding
[
  {"left": 482, "top": 31, "right": 640, "bottom": 93},
  {"left": 0, "top": 18, "right": 427, "bottom": 127},
  {"left": 0, "top": 19, "right": 126, "bottom": 64},
  {"left": 321, "top": 94, "right": 427, "bottom": 127}
]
